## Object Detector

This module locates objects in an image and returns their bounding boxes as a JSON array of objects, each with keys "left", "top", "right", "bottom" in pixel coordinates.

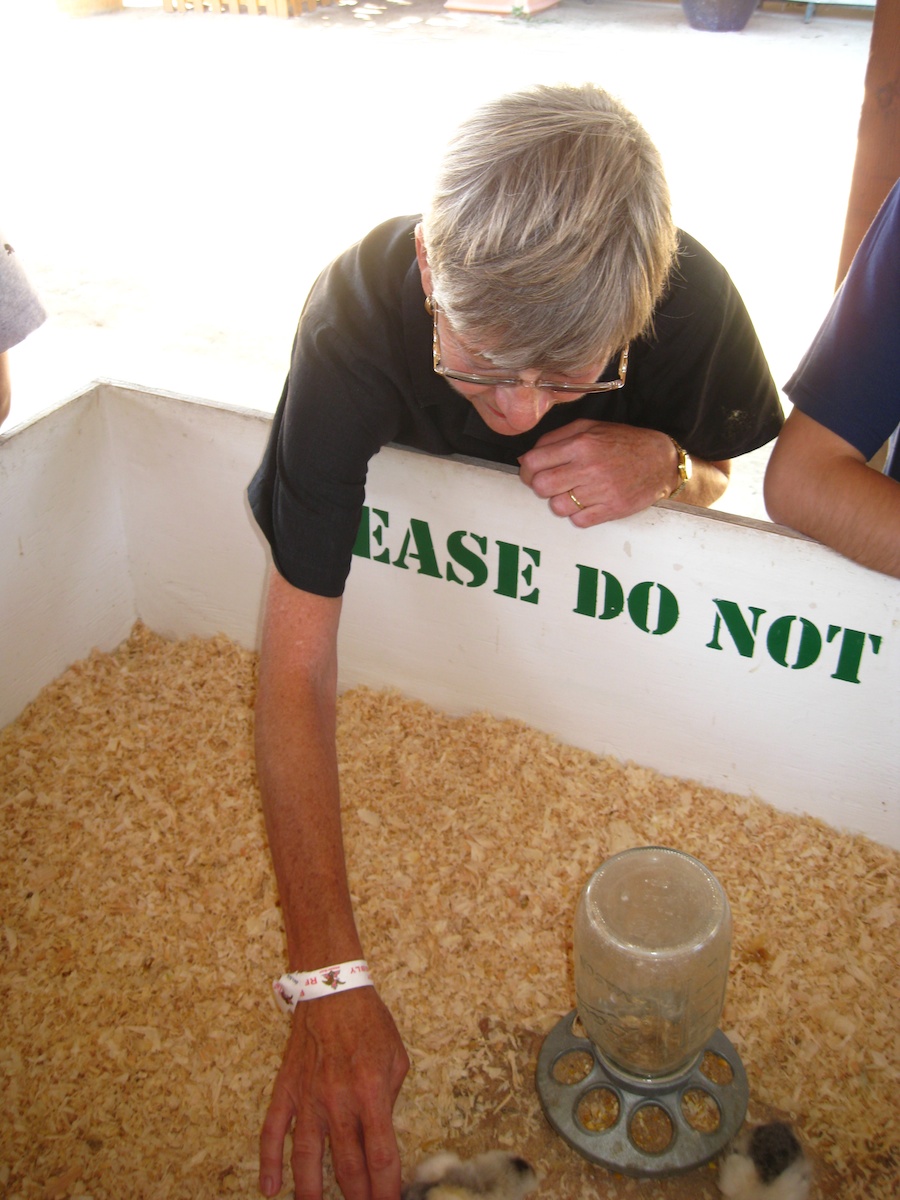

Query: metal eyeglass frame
[{"left": 430, "top": 298, "right": 628, "bottom": 395}]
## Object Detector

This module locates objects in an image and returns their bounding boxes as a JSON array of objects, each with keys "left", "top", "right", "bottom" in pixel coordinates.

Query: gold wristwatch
[{"left": 670, "top": 438, "right": 692, "bottom": 497}]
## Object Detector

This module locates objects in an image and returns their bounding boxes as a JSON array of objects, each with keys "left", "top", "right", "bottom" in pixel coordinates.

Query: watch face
[{"left": 669, "top": 439, "right": 690, "bottom": 493}]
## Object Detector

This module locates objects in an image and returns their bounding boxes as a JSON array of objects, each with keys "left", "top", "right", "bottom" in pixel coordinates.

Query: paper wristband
[{"left": 273, "top": 959, "right": 372, "bottom": 1012}]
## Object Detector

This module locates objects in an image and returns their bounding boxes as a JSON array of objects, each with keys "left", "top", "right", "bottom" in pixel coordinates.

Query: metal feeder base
[{"left": 535, "top": 1011, "right": 748, "bottom": 1178}]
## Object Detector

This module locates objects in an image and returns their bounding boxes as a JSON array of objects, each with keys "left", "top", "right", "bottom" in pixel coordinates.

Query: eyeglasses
[{"left": 430, "top": 298, "right": 628, "bottom": 395}]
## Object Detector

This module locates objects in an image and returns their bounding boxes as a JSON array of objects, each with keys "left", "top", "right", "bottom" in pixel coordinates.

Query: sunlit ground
[{"left": 0, "top": 0, "right": 875, "bottom": 517}]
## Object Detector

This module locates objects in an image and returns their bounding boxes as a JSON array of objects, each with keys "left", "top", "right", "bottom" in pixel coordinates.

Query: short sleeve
[
  {"left": 248, "top": 320, "right": 402, "bottom": 597},
  {"left": 785, "top": 180, "right": 900, "bottom": 466},
  {"left": 0, "top": 237, "right": 46, "bottom": 354}
]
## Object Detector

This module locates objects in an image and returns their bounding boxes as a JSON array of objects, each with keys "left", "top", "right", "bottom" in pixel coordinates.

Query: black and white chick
[
  {"left": 401, "top": 1150, "right": 539, "bottom": 1200},
  {"left": 718, "top": 1121, "right": 812, "bottom": 1200}
]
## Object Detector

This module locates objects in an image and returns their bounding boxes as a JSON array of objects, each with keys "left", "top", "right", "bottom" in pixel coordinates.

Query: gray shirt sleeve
[{"left": 0, "top": 236, "right": 46, "bottom": 354}]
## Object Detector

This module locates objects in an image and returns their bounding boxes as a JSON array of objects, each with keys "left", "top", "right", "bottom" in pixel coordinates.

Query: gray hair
[{"left": 420, "top": 83, "right": 677, "bottom": 372}]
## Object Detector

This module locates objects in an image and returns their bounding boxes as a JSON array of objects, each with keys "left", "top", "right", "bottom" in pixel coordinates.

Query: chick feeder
[{"left": 536, "top": 847, "right": 748, "bottom": 1178}]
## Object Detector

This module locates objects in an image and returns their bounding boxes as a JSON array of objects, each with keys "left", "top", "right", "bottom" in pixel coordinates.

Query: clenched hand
[{"left": 518, "top": 418, "right": 678, "bottom": 524}]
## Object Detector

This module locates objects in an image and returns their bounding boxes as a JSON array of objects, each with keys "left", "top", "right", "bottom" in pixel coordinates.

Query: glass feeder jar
[{"left": 574, "top": 846, "right": 732, "bottom": 1085}]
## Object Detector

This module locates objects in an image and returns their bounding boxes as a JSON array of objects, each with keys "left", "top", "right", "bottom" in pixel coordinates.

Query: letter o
[
  {"left": 766, "top": 615, "right": 822, "bottom": 670},
  {"left": 627, "top": 582, "right": 679, "bottom": 636}
]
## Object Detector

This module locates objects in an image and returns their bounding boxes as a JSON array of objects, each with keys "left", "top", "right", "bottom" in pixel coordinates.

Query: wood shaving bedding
[{"left": 0, "top": 624, "right": 896, "bottom": 1198}]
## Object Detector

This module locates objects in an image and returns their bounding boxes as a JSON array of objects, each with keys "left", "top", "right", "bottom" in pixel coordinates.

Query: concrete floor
[{"left": 0, "top": 0, "right": 874, "bottom": 518}]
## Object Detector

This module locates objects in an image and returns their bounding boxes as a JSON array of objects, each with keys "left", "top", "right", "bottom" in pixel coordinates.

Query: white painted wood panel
[
  {"left": 348, "top": 448, "right": 898, "bottom": 846},
  {"left": 0, "top": 390, "right": 134, "bottom": 724},
  {"left": 99, "top": 382, "right": 272, "bottom": 646},
  {"left": 2, "top": 386, "right": 896, "bottom": 847}
]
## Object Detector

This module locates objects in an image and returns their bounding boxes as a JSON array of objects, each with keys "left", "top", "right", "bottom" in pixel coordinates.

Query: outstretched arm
[
  {"left": 765, "top": 407, "right": 900, "bottom": 579},
  {"left": 255, "top": 568, "right": 409, "bottom": 1200}
]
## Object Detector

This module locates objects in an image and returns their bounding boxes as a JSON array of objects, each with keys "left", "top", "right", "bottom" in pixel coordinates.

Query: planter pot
[{"left": 681, "top": 0, "right": 758, "bottom": 31}]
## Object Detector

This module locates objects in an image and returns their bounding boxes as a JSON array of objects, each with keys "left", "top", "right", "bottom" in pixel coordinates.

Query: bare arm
[
  {"left": 764, "top": 408, "right": 900, "bottom": 579},
  {"left": 255, "top": 568, "right": 409, "bottom": 1200},
  {"left": 517, "top": 419, "right": 730, "bottom": 525},
  {"left": 0, "top": 352, "right": 11, "bottom": 429}
]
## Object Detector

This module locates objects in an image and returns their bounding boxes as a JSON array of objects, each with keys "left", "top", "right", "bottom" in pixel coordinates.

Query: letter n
[{"left": 706, "top": 600, "right": 766, "bottom": 657}]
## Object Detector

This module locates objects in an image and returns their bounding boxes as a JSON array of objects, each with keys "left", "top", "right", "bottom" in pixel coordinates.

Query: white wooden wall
[{"left": 2, "top": 383, "right": 897, "bottom": 848}]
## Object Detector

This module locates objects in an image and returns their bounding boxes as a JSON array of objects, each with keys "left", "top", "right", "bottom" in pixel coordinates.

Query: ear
[{"left": 414, "top": 223, "right": 433, "bottom": 299}]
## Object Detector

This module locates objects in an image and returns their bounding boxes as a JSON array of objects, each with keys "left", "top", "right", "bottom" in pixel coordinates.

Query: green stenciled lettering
[
  {"left": 573, "top": 566, "right": 626, "bottom": 621},
  {"left": 627, "top": 582, "right": 679, "bottom": 635},
  {"left": 352, "top": 506, "right": 391, "bottom": 563},
  {"left": 597, "top": 571, "right": 625, "bottom": 621},
  {"left": 445, "top": 531, "right": 489, "bottom": 588},
  {"left": 573, "top": 564, "right": 598, "bottom": 616},
  {"left": 766, "top": 615, "right": 822, "bottom": 670},
  {"left": 706, "top": 600, "right": 767, "bottom": 657},
  {"left": 352, "top": 506, "right": 370, "bottom": 559},
  {"left": 494, "top": 541, "right": 540, "bottom": 604},
  {"left": 826, "top": 625, "right": 883, "bottom": 684},
  {"left": 391, "top": 518, "right": 442, "bottom": 578}
]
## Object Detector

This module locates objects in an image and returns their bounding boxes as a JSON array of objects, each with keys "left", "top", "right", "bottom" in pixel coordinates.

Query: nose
[{"left": 493, "top": 384, "right": 553, "bottom": 432}]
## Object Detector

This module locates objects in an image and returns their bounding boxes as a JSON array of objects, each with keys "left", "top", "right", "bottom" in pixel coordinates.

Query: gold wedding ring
[{"left": 569, "top": 490, "right": 585, "bottom": 510}]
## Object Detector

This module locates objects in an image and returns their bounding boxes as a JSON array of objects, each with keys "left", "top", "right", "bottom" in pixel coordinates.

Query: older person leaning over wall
[{"left": 248, "top": 82, "right": 784, "bottom": 1200}]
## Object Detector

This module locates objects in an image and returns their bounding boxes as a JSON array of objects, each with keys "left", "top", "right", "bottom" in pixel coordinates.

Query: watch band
[{"left": 669, "top": 438, "right": 691, "bottom": 497}]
